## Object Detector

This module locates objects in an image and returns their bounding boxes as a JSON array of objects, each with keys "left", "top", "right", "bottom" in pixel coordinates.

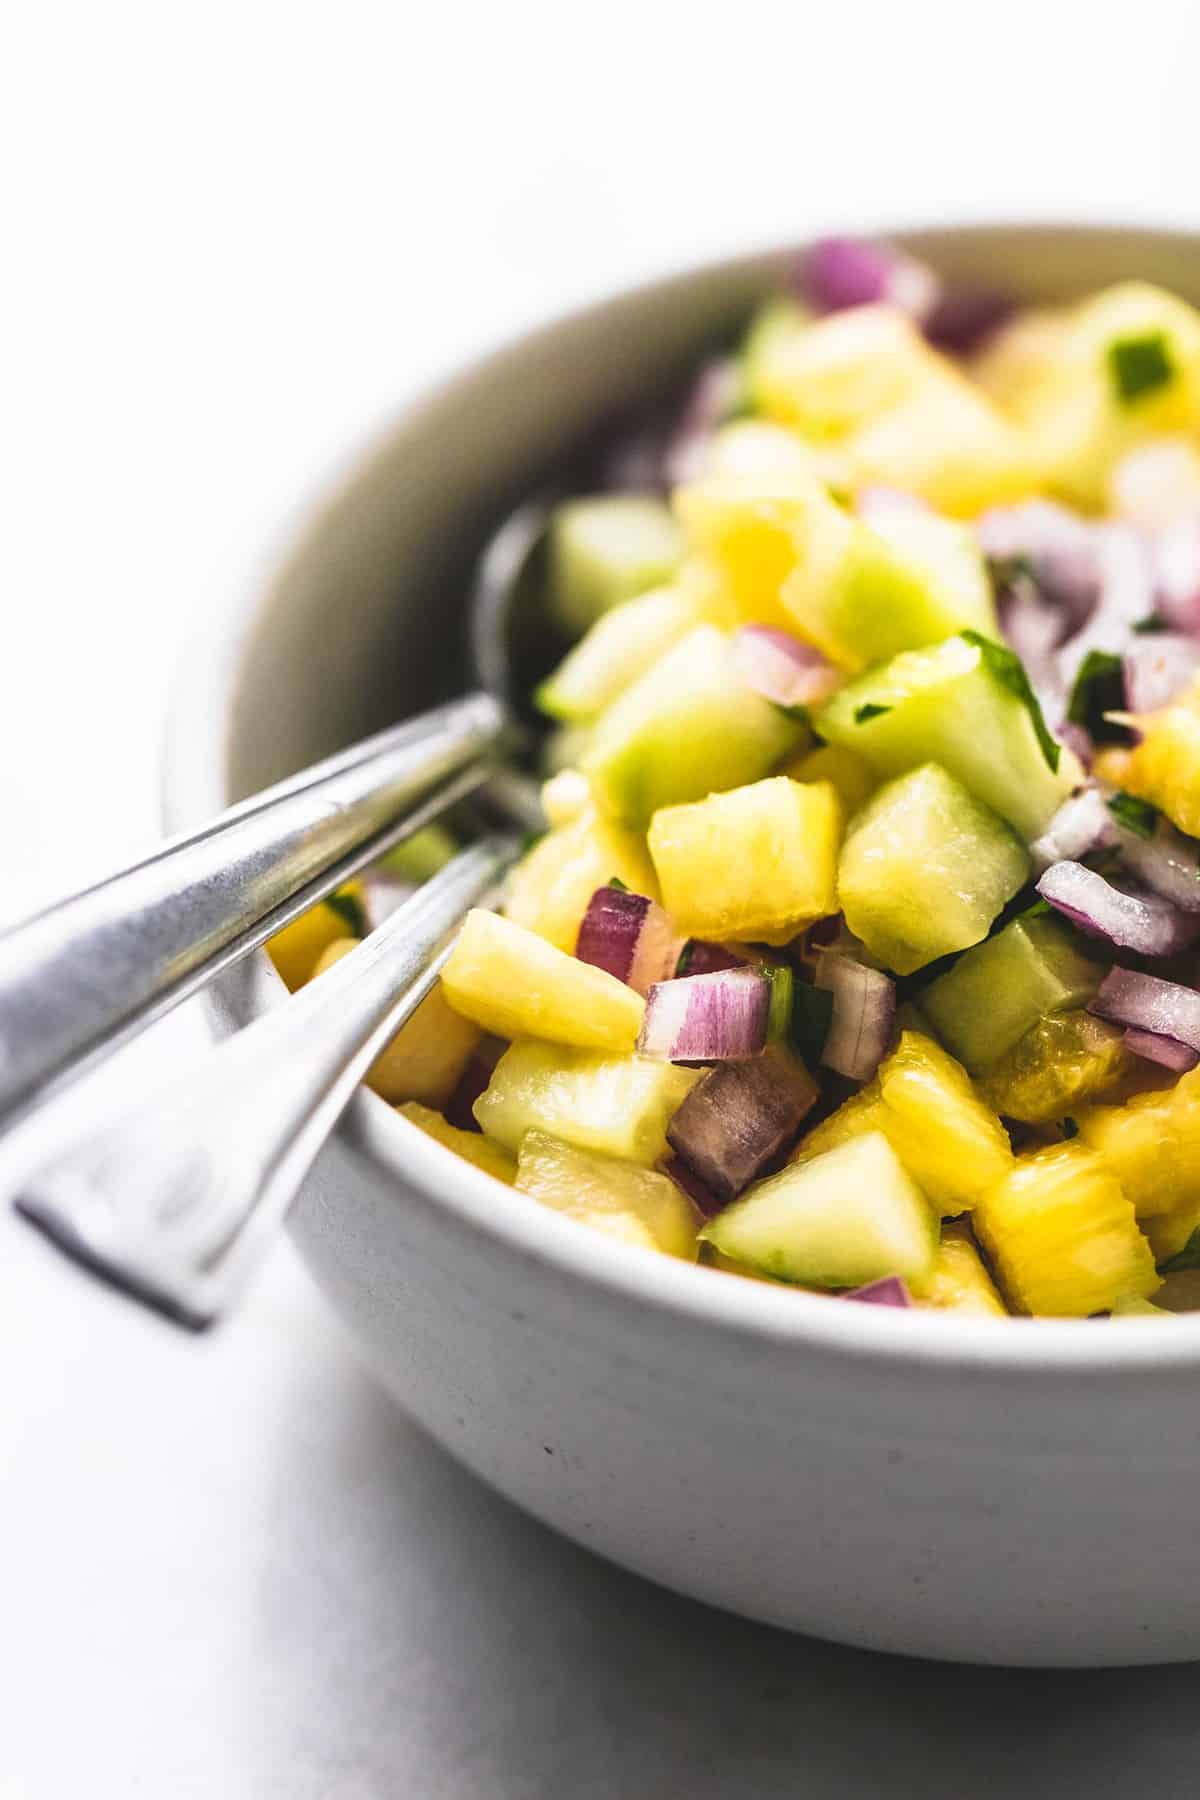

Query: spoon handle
[
  {"left": 0, "top": 692, "right": 507, "bottom": 1127},
  {"left": 16, "top": 833, "right": 520, "bottom": 1328}
]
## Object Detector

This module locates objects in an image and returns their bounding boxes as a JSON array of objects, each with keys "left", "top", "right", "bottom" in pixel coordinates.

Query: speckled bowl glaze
[{"left": 166, "top": 225, "right": 1200, "bottom": 1666}]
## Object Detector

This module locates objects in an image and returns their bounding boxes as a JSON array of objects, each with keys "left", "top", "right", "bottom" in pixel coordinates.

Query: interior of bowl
[{"left": 168, "top": 220, "right": 1200, "bottom": 1362}]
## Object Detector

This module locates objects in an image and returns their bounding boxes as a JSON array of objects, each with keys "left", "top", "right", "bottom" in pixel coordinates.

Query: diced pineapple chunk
[
  {"left": 748, "top": 303, "right": 934, "bottom": 438},
  {"left": 977, "top": 1010, "right": 1133, "bottom": 1124},
  {"left": 837, "top": 764, "right": 1029, "bottom": 975},
  {"left": 536, "top": 585, "right": 703, "bottom": 723},
  {"left": 266, "top": 881, "right": 366, "bottom": 991},
  {"left": 673, "top": 465, "right": 847, "bottom": 632},
  {"left": 794, "top": 1031, "right": 1011, "bottom": 1216},
  {"left": 919, "top": 1220, "right": 1007, "bottom": 1316},
  {"left": 503, "top": 805, "right": 659, "bottom": 953},
  {"left": 539, "top": 769, "right": 591, "bottom": 828},
  {"left": 313, "top": 940, "right": 481, "bottom": 1107},
  {"left": 1074, "top": 1066, "right": 1200, "bottom": 1218},
  {"left": 442, "top": 911, "right": 644, "bottom": 1052},
  {"left": 515, "top": 1130, "right": 699, "bottom": 1259},
  {"left": 648, "top": 776, "right": 840, "bottom": 945},
  {"left": 703, "top": 419, "right": 854, "bottom": 494},
  {"left": 398, "top": 1102, "right": 517, "bottom": 1184},
  {"left": 475, "top": 1040, "right": 699, "bottom": 1164},
  {"left": 973, "top": 1142, "right": 1157, "bottom": 1316},
  {"left": 843, "top": 371, "right": 1041, "bottom": 516},
  {"left": 583, "top": 624, "right": 805, "bottom": 829},
  {"left": 1118, "top": 674, "right": 1200, "bottom": 838},
  {"left": 781, "top": 743, "right": 876, "bottom": 817},
  {"left": 704, "top": 1130, "right": 938, "bottom": 1290},
  {"left": 1108, "top": 437, "right": 1200, "bottom": 526},
  {"left": 973, "top": 306, "right": 1069, "bottom": 412},
  {"left": 1143, "top": 1198, "right": 1200, "bottom": 1267}
]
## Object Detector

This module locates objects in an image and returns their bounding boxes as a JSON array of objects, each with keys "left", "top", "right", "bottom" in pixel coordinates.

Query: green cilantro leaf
[
  {"left": 854, "top": 702, "right": 892, "bottom": 724},
  {"left": 959, "top": 631, "right": 1062, "bottom": 773},
  {"left": 324, "top": 889, "right": 368, "bottom": 937},
  {"left": 1067, "top": 649, "right": 1128, "bottom": 744},
  {"left": 1061, "top": 1117, "right": 1079, "bottom": 1140},
  {"left": 607, "top": 876, "right": 630, "bottom": 892},
  {"left": 1107, "top": 791, "right": 1159, "bottom": 840},
  {"left": 1133, "top": 614, "right": 1168, "bottom": 635},
  {"left": 791, "top": 982, "right": 834, "bottom": 1063},
  {"left": 1108, "top": 331, "right": 1175, "bottom": 405}
]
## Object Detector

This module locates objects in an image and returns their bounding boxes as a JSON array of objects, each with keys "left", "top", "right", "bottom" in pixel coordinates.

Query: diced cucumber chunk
[
  {"left": 548, "top": 496, "right": 684, "bottom": 635},
  {"left": 377, "top": 822, "right": 457, "bottom": 883},
  {"left": 922, "top": 916, "right": 1104, "bottom": 1075},
  {"left": 782, "top": 509, "right": 996, "bottom": 671},
  {"left": 816, "top": 633, "right": 1079, "bottom": 840},
  {"left": 703, "top": 1131, "right": 938, "bottom": 1289},
  {"left": 583, "top": 625, "right": 805, "bottom": 829},
  {"left": 837, "top": 763, "right": 1029, "bottom": 975},
  {"left": 741, "top": 296, "right": 812, "bottom": 407},
  {"left": 475, "top": 1041, "right": 699, "bottom": 1165},
  {"left": 536, "top": 585, "right": 701, "bottom": 722}
]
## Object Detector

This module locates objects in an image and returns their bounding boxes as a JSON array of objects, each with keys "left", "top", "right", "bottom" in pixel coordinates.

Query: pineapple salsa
[{"left": 273, "top": 239, "right": 1200, "bottom": 1319}]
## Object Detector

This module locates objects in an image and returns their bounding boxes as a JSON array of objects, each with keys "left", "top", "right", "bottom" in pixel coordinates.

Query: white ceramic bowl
[{"left": 166, "top": 224, "right": 1200, "bottom": 1667}]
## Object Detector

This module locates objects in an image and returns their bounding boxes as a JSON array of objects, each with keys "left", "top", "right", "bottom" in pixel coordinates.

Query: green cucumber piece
[
  {"left": 816, "top": 633, "right": 1079, "bottom": 841},
  {"left": 783, "top": 509, "right": 996, "bottom": 670},
  {"left": 475, "top": 1041, "right": 698, "bottom": 1165},
  {"left": 837, "top": 763, "right": 1030, "bottom": 976},
  {"left": 742, "top": 296, "right": 811, "bottom": 406},
  {"left": 536, "top": 585, "right": 700, "bottom": 723},
  {"left": 377, "top": 822, "right": 457, "bottom": 883},
  {"left": 582, "top": 624, "right": 805, "bottom": 829},
  {"left": 921, "top": 915, "right": 1105, "bottom": 1074},
  {"left": 702, "top": 1130, "right": 938, "bottom": 1288},
  {"left": 548, "top": 496, "right": 684, "bottom": 635}
]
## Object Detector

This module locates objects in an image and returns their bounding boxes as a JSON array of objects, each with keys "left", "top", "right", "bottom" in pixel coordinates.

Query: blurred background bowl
[{"left": 167, "top": 223, "right": 1200, "bottom": 1667}]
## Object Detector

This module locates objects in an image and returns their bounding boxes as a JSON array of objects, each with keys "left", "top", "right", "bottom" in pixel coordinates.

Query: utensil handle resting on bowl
[
  {"left": 15, "top": 832, "right": 521, "bottom": 1328},
  {"left": 0, "top": 692, "right": 508, "bottom": 1128}
]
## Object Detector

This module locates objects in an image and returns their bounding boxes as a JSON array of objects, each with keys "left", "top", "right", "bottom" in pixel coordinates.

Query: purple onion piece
[
  {"left": 1058, "top": 525, "right": 1158, "bottom": 694},
  {"left": 666, "top": 1057, "right": 819, "bottom": 1206},
  {"left": 1088, "top": 966, "right": 1200, "bottom": 1055},
  {"left": 813, "top": 952, "right": 896, "bottom": 1082},
  {"left": 1110, "top": 815, "right": 1200, "bottom": 913},
  {"left": 732, "top": 625, "right": 839, "bottom": 712},
  {"left": 1123, "top": 634, "right": 1200, "bottom": 715},
  {"left": 978, "top": 500, "right": 1101, "bottom": 632},
  {"left": 1030, "top": 788, "right": 1117, "bottom": 874},
  {"left": 923, "top": 287, "right": 1015, "bottom": 354},
  {"left": 662, "top": 357, "right": 744, "bottom": 488},
  {"left": 1037, "top": 861, "right": 1200, "bottom": 957},
  {"left": 1122, "top": 1028, "right": 1200, "bottom": 1073},
  {"left": 1056, "top": 721, "right": 1096, "bottom": 771},
  {"left": 576, "top": 886, "right": 679, "bottom": 996},
  {"left": 799, "top": 237, "right": 939, "bottom": 320},
  {"left": 675, "top": 939, "right": 746, "bottom": 978},
  {"left": 638, "top": 968, "right": 771, "bottom": 1062},
  {"left": 1154, "top": 519, "right": 1200, "bottom": 634},
  {"left": 661, "top": 1154, "right": 724, "bottom": 1219},
  {"left": 845, "top": 1276, "right": 913, "bottom": 1308}
]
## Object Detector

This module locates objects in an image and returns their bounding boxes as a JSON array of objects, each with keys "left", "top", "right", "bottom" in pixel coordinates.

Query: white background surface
[{"left": 3, "top": 5, "right": 1200, "bottom": 1794}]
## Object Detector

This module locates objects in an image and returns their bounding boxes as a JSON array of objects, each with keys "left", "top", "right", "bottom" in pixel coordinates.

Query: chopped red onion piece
[
  {"left": 1037, "top": 861, "right": 1200, "bottom": 957},
  {"left": 1030, "top": 788, "right": 1117, "bottom": 873},
  {"left": 575, "top": 887, "right": 679, "bottom": 996},
  {"left": 799, "top": 237, "right": 939, "bottom": 323},
  {"left": 661, "top": 1154, "right": 724, "bottom": 1218},
  {"left": 1111, "top": 442, "right": 1200, "bottom": 529},
  {"left": 732, "top": 625, "right": 840, "bottom": 712},
  {"left": 662, "top": 357, "right": 744, "bottom": 488},
  {"left": 1154, "top": 518, "right": 1200, "bottom": 634},
  {"left": 1123, "top": 634, "right": 1200, "bottom": 714},
  {"left": 923, "top": 287, "right": 1014, "bottom": 354},
  {"left": 1111, "top": 815, "right": 1200, "bottom": 913},
  {"left": 845, "top": 1276, "right": 913, "bottom": 1307},
  {"left": 1122, "top": 1028, "right": 1200, "bottom": 1073},
  {"left": 1088, "top": 965, "right": 1200, "bottom": 1054},
  {"left": 1059, "top": 525, "right": 1157, "bottom": 693},
  {"left": 978, "top": 501, "right": 1100, "bottom": 630},
  {"left": 814, "top": 951, "right": 896, "bottom": 1081},
  {"left": 1057, "top": 721, "right": 1095, "bottom": 770},
  {"left": 675, "top": 939, "right": 746, "bottom": 978},
  {"left": 666, "top": 1056, "right": 818, "bottom": 1205},
  {"left": 638, "top": 967, "right": 771, "bottom": 1062}
]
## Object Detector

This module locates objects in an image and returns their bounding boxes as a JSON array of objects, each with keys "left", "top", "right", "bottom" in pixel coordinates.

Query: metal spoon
[{"left": 6, "top": 498, "right": 558, "bottom": 1324}]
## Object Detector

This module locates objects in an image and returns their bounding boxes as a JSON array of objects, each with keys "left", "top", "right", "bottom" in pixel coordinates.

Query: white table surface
[{"left": 4, "top": 7, "right": 1200, "bottom": 1794}]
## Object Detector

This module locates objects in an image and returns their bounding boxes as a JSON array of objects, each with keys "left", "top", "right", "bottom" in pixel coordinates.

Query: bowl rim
[{"left": 164, "top": 216, "right": 1200, "bottom": 1376}]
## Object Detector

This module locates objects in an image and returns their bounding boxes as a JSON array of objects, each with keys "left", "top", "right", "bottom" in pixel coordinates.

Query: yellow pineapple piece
[
  {"left": 973, "top": 1141, "right": 1157, "bottom": 1316},
  {"left": 919, "top": 1220, "right": 1007, "bottom": 1316},
  {"left": 398, "top": 1102, "right": 516, "bottom": 1185},
  {"left": 442, "top": 910, "right": 644, "bottom": 1053},
  {"left": 1118, "top": 675, "right": 1200, "bottom": 838},
  {"left": 843, "top": 371, "right": 1041, "bottom": 516},
  {"left": 313, "top": 939, "right": 481, "bottom": 1107},
  {"left": 780, "top": 743, "right": 876, "bottom": 816},
  {"left": 1108, "top": 437, "right": 1200, "bottom": 526},
  {"left": 673, "top": 464, "right": 848, "bottom": 631},
  {"left": 266, "top": 881, "right": 366, "bottom": 991},
  {"left": 973, "top": 306, "right": 1070, "bottom": 412},
  {"left": 877, "top": 1032, "right": 1014, "bottom": 1215},
  {"left": 1142, "top": 1198, "right": 1200, "bottom": 1267},
  {"left": 648, "top": 776, "right": 840, "bottom": 945},
  {"left": 749, "top": 303, "right": 935, "bottom": 438},
  {"left": 475, "top": 1040, "right": 699, "bottom": 1165},
  {"left": 515, "top": 1129, "right": 699, "bottom": 1259},
  {"left": 1075, "top": 1064, "right": 1200, "bottom": 1217},
  {"left": 702, "top": 418, "right": 855, "bottom": 494},
  {"left": 978, "top": 1010, "right": 1134, "bottom": 1126},
  {"left": 539, "top": 769, "right": 591, "bottom": 827},
  {"left": 793, "top": 1032, "right": 1012, "bottom": 1216},
  {"left": 503, "top": 806, "right": 659, "bottom": 953}
]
